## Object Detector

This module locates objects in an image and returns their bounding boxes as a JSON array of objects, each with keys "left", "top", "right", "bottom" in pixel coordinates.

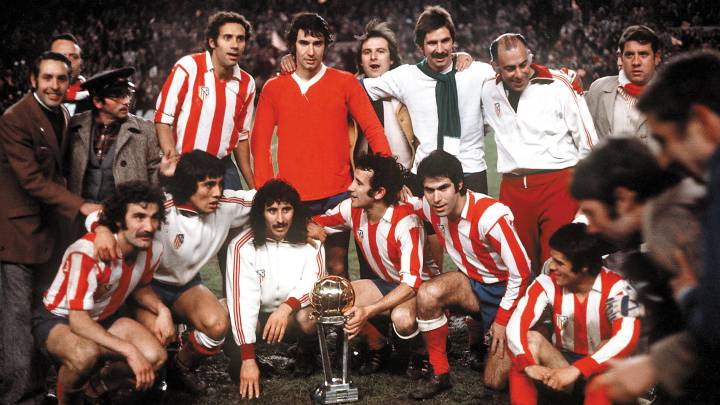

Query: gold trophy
[{"left": 309, "top": 276, "right": 359, "bottom": 404}]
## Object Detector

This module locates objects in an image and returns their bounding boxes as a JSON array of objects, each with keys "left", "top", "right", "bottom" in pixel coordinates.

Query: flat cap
[{"left": 81, "top": 67, "right": 136, "bottom": 97}]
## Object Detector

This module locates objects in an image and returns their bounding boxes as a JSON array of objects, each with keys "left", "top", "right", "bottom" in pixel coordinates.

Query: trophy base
[{"left": 312, "top": 382, "right": 359, "bottom": 404}]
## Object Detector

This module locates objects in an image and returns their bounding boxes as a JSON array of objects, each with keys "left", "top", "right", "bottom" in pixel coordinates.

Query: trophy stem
[
  {"left": 317, "top": 323, "right": 334, "bottom": 386},
  {"left": 342, "top": 330, "right": 350, "bottom": 384}
]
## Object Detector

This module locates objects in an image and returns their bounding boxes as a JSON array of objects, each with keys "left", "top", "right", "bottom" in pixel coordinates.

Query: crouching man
[
  {"left": 313, "top": 153, "right": 435, "bottom": 377},
  {"left": 225, "top": 179, "right": 324, "bottom": 399},
  {"left": 33, "top": 182, "right": 172, "bottom": 404},
  {"left": 506, "top": 223, "right": 640, "bottom": 404}
]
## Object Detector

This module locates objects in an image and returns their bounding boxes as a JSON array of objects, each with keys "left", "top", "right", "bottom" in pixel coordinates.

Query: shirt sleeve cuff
[
  {"left": 494, "top": 307, "right": 512, "bottom": 326},
  {"left": 240, "top": 344, "right": 256, "bottom": 361},
  {"left": 573, "top": 356, "right": 602, "bottom": 378},
  {"left": 284, "top": 297, "right": 301, "bottom": 312},
  {"left": 514, "top": 353, "right": 537, "bottom": 370}
]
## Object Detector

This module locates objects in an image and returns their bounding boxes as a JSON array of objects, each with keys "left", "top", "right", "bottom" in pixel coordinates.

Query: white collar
[{"left": 292, "top": 64, "right": 327, "bottom": 95}]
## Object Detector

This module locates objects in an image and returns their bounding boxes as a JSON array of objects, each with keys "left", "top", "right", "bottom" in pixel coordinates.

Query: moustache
[
  {"left": 431, "top": 52, "right": 449, "bottom": 59},
  {"left": 137, "top": 232, "right": 154, "bottom": 238},
  {"left": 272, "top": 223, "right": 288, "bottom": 229}
]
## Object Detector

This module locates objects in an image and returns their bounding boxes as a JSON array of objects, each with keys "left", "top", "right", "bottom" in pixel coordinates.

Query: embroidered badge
[
  {"left": 556, "top": 314, "right": 569, "bottom": 330},
  {"left": 256, "top": 268, "right": 265, "bottom": 283},
  {"left": 438, "top": 223, "right": 446, "bottom": 234},
  {"left": 198, "top": 86, "right": 210, "bottom": 101},
  {"left": 495, "top": 102, "right": 501, "bottom": 117},
  {"left": 357, "top": 229, "right": 364, "bottom": 241},
  {"left": 173, "top": 234, "right": 184, "bottom": 249}
]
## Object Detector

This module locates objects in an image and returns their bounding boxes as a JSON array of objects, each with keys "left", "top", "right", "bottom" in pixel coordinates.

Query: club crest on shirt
[
  {"left": 256, "top": 268, "right": 265, "bottom": 283},
  {"left": 173, "top": 234, "right": 184, "bottom": 249},
  {"left": 357, "top": 229, "right": 364, "bottom": 241},
  {"left": 556, "top": 314, "right": 569, "bottom": 330},
  {"left": 198, "top": 86, "right": 210, "bottom": 101},
  {"left": 494, "top": 102, "right": 501, "bottom": 117},
  {"left": 438, "top": 223, "right": 446, "bottom": 234}
]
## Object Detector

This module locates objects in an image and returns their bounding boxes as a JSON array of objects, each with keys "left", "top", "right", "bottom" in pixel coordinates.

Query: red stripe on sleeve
[
  {"left": 515, "top": 282, "right": 545, "bottom": 369},
  {"left": 180, "top": 54, "right": 206, "bottom": 153}
]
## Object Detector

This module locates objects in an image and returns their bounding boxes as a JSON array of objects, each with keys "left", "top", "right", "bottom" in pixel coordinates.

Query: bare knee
[
  {"left": 391, "top": 307, "right": 417, "bottom": 335},
  {"left": 416, "top": 282, "right": 443, "bottom": 311},
  {"left": 295, "top": 308, "right": 316, "bottom": 335},
  {"left": 65, "top": 342, "right": 101, "bottom": 375},
  {"left": 199, "top": 310, "right": 229, "bottom": 340},
  {"left": 140, "top": 341, "right": 167, "bottom": 370}
]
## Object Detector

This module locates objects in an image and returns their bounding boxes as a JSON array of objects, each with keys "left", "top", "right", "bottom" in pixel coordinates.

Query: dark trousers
[{"left": 0, "top": 262, "right": 45, "bottom": 405}]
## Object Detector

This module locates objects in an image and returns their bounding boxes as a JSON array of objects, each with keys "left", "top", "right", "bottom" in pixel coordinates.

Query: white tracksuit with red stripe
[
  {"left": 314, "top": 199, "right": 433, "bottom": 289},
  {"left": 410, "top": 193, "right": 532, "bottom": 325},
  {"left": 226, "top": 229, "right": 325, "bottom": 357},
  {"left": 506, "top": 268, "right": 640, "bottom": 378},
  {"left": 43, "top": 234, "right": 163, "bottom": 320},
  {"left": 86, "top": 189, "right": 255, "bottom": 287},
  {"left": 481, "top": 64, "right": 597, "bottom": 174}
]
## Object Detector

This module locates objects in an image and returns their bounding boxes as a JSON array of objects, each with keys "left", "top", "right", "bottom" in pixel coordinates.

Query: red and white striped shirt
[
  {"left": 43, "top": 234, "right": 162, "bottom": 320},
  {"left": 506, "top": 269, "right": 640, "bottom": 377},
  {"left": 410, "top": 192, "right": 532, "bottom": 325},
  {"left": 314, "top": 199, "right": 431, "bottom": 289},
  {"left": 155, "top": 51, "right": 255, "bottom": 159}
]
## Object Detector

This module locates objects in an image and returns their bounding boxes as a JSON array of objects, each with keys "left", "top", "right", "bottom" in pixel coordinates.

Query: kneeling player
[
  {"left": 226, "top": 179, "right": 324, "bottom": 399},
  {"left": 34, "top": 182, "right": 172, "bottom": 404},
  {"left": 313, "top": 153, "right": 434, "bottom": 377},
  {"left": 91, "top": 150, "right": 256, "bottom": 393},
  {"left": 506, "top": 223, "right": 640, "bottom": 404},
  {"left": 409, "top": 150, "right": 532, "bottom": 399}
]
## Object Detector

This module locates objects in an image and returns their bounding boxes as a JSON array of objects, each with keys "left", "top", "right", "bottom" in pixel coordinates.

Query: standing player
[
  {"left": 226, "top": 179, "right": 323, "bottom": 400},
  {"left": 481, "top": 33, "right": 598, "bottom": 273},
  {"left": 313, "top": 153, "right": 432, "bottom": 376},
  {"left": 586, "top": 25, "right": 660, "bottom": 143},
  {"left": 408, "top": 150, "right": 532, "bottom": 399},
  {"left": 155, "top": 11, "right": 255, "bottom": 190},
  {"left": 251, "top": 12, "right": 391, "bottom": 278},
  {"left": 91, "top": 150, "right": 255, "bottom": 394},
  {"left": 34, "top": 182, "right": 171, "bottom": 404},
  {"left": 506, "top": 223, "right": 640, "bottom": 405},
  {"left": 362, "top": 6, "right": 495, "bottom": 193}
]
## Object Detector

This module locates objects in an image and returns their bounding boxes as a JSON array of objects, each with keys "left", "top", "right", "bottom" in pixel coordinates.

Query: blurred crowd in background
[{"left": 2, "top": 0, "right": 719, "bottom": 115}]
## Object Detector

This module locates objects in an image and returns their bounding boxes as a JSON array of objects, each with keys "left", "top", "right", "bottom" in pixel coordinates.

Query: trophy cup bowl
[
  {"left": 310, "top": 275, "right": 355, "bottom": 321},
  {"left": 309, "top": 276, "right": 359, "bottom": 404}
]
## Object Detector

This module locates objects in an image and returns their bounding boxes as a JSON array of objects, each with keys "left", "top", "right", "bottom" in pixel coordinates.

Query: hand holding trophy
[{"left": 309, "top": 276, "right": 359, "bottom": 404}]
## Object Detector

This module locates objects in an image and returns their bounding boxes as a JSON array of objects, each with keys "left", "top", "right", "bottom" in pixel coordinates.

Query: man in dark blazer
[
  {"left": 586, "top": 25, "right": 660, "bottom": 144},
  {"left": 66, "top": 67, "right": 160, "bottom": 205},
  {"left": 0, "top": 51, "right": 101, "bottom": 404}
]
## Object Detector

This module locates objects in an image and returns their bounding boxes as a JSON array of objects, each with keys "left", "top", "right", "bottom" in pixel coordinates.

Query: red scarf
[{"left": 623, "top": 82, "right": 644, "bottom": 98}]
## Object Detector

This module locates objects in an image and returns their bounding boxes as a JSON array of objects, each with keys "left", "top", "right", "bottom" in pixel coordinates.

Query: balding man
[
  {"left": 481, "top": 33, "right": 598, "bottom": 273},
  {"left": 49, "top": 33, "right": 89, "bottom": 115}
]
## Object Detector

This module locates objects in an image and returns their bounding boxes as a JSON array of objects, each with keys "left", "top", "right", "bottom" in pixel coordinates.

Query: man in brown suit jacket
[{"left": 0, "top": 52, "right": 100, "bottom": 405}]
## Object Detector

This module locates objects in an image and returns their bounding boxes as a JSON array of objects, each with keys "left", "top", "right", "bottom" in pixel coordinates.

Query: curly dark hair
[
  {"left": 98, "top": 181, "right": 166, "bottom": 233},
  {"left": 165, "top": 150, "right": 225, "bottom": 204},
  {"left": 249, "top": 179, "right": 307, "bottom": 247},
  {"left": 286, "top": 12, "right": 334, "bottom": 56},
  {"left": 205, "top": 11, "right": 253, "bottom": 52},
  {"left": 355, "top": 153, "right": 406, "bottom": 206}
]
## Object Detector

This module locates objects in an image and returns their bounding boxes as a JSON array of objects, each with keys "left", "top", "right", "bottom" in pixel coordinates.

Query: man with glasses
[{"left": 67, "top": 67, "right": 160, "bottom": 204}]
